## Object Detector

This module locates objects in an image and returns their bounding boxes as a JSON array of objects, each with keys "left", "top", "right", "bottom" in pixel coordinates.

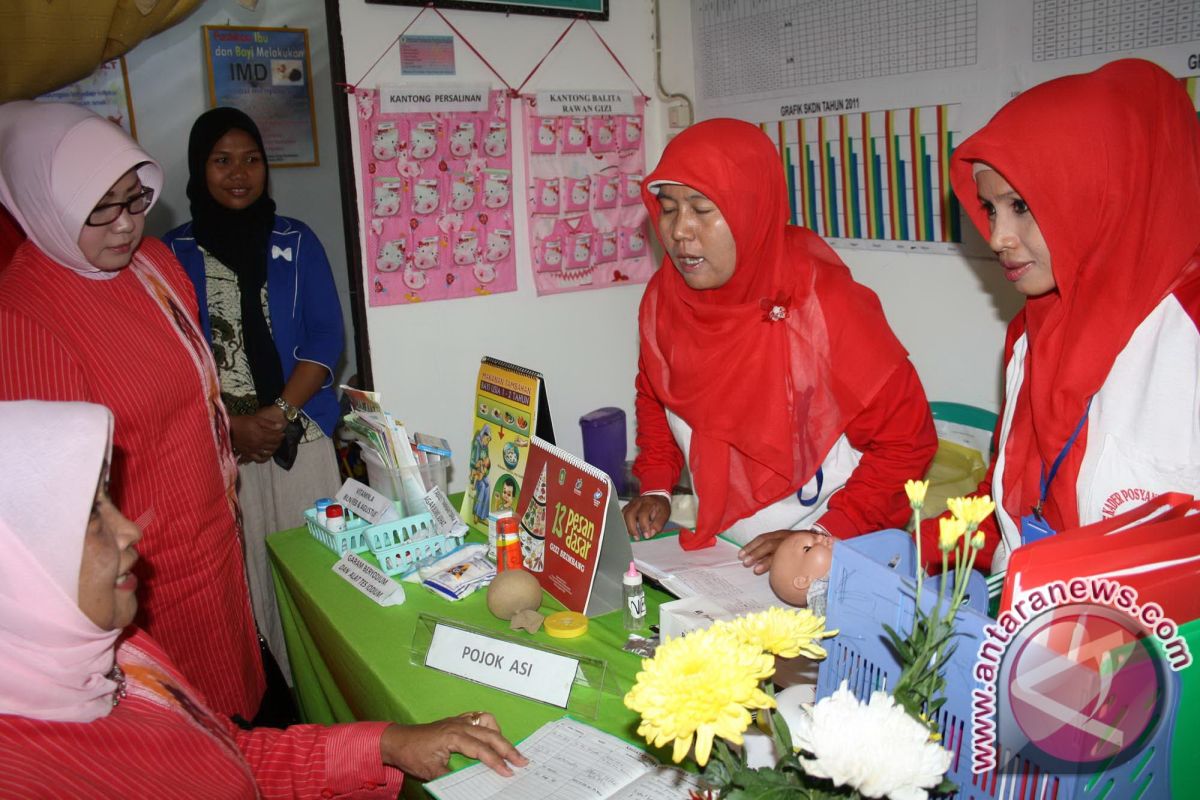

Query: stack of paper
[{"left": 426, "top": 717, "right": 709, "bottom": 800}]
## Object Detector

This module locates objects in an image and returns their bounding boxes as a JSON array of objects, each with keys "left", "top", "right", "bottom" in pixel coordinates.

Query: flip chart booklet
[
  {"left": 425, "top": 717, "right": 708, "bottom": 800},
  {"left": 459, "top": 357, "right": 554, "bottom": 531},
  {"left": 515, "top": 436, "right": 632, "bottom": 616}
]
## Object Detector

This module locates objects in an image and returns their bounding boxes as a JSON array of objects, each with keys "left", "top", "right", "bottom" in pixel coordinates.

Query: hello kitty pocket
[
  {"left": 530, "top": 117, "right": 559, "bottom": 155},
  {"left": 452, "top": 231, "right": 479, "bottom": 266},
  {"left": 619, "top": 115, "right": 642, "bottom": 149},
  {"left": 483, "top": 228, "right": 513, "bottom": 262},
  {"left": 412, "top": 177, "right": 442, "bottom": 215},
  {"left": 373, "top": 121, "right": 403, "bottom": 161},
  {"left": 373, "top": 178, "right": 404, "bottom": 217},
  {"left": 593, "top": 229, "right": 618, "bottom": 265},
  {"left": 483, "top": 121, "right": 508, "bottom": 158},
  {"left": 449, "top": 173, "right": 476, "bottom": 212},
  {"left": 619, "top": 224, "right": 647, "bottom": 259},
  {"left": 588, "top": 116, "right": 617, "bottom": 154},
  {"left": 482, "top": 169, "right": 511, "bottom": 210},
  {"left": 532, "top": 177, "right": 561, "bottom": 215},
  {"left": 412, "top": 235, "right": 442, "bottom": 270},
  {"left": 560, "top": 117, "right": 589, "bottom": 154},
  {"left": 447, "top": 120, "right": 477, "bottom": 159},
  {"left": 536, "top": 236, "right": 564, "bottom": 273},
  {"left": 376, "top": 236, "right": 408, "bottom": 273},
  {"left": 563, "top": 176, "right": 591, "bottom": 214},
  {"left": 410, "top": 121, "right": 441, "bottom": 161},
  {"left": 592, "top": 173, "right": 620, "bottom": 210},
  {"left": 566, "top": 231, "right": 593, "bottom": 270},
  {"left": 620, "top": 172, "right": 643, "bottom": 206}
]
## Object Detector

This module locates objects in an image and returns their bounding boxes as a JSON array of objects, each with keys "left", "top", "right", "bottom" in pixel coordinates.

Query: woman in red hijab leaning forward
[
  {"left": 622, "top": 118, "right": 938, "bottom": 572},
  {"left": 931, "top": 59, "right": 1200, "bottom": 573}
]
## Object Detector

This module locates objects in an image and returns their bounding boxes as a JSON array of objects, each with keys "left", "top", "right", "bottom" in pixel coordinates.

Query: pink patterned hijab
[
  {"left": 0, "top": 401, "right": 124, "bottom": 722},
  {"left": 0, "top": 101, "right": 162, "bottom": 279}
]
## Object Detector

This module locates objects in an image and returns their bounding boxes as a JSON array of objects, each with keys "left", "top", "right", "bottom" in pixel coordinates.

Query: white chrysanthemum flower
[{"left": 791, "top": 681, "right": 952, "bottom": 800}]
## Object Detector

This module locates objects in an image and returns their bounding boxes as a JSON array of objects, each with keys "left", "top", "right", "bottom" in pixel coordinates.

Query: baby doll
[{"left": 768, "top": 532, "right": 833, "bottom": 617}]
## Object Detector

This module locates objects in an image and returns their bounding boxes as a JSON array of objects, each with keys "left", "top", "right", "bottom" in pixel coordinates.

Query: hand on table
[
  {"left": 380, "top": 712, "right": 528, "bottom": 781},
  {"left": 739, "top": 530, "right": 829, "bottom": 575},
  {"left": 622, "top": 494, "right": 671, "bottom": 540},
  {"left": 230, "top": 413, "right": 285, "bottom": 464}
]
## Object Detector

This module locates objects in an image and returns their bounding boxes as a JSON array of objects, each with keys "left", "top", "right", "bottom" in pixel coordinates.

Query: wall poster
[
  {"left": 356, "top": 85, "right": 517, "bottom": 305},
  {"left": 521, "top": 91, "right": 655, "bottom": 296},
  {"left": 38, "top": 58, "right": 137, "bottom": 139},
  {"left": 203, "top": 25, "right": 319, "bottom": 167}
]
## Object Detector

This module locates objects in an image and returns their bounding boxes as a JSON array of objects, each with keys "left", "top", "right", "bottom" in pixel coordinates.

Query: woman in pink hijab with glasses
[{"left": 0, "top": 101, "right": 264, "bottom": 721}]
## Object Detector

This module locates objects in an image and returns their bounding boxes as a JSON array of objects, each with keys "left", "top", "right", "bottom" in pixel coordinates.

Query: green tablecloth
[{"left": 267, "top": 517, "right": 671, "bottom": 777}]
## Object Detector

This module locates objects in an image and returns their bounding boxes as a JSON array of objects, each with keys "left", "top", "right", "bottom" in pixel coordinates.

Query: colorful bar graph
[{"left": 760, "top": 103, "right": 962, "bottom": 249}]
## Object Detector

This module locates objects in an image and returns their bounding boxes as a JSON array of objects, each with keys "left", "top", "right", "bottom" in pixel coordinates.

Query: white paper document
[
  {"left": 425, "top": 717, "right": 707, "bottom": 800},
  {"left": 631, "top": 534, "right": 779, "bottom": 609}
]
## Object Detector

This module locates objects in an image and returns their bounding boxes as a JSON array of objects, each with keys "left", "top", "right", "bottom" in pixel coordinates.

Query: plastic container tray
[
  {"left": 303, "top": 507, "right": 372, "bottom": 555},
  {"left": 364, "top": 511, "right": 458, "bottom": 576},
  {"left": 304, "top": 503, "right": 459, "bottom": 576},
  {"left": 818, "top": 529, "right": 1178, "bottom": 800}
]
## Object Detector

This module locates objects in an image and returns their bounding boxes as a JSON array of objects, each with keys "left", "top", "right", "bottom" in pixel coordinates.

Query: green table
[{"left": 267, "top": 519, "right": 671, "bottom": 783}]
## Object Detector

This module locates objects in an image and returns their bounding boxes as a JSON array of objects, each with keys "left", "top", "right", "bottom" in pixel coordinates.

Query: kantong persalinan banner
[{"left": 356, "top": 85, "right": 517, "bottom": 305}]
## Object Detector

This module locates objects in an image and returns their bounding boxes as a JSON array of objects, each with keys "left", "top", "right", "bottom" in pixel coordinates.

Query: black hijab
[{"left": 186, "top": 107, "right": 282, "bottom": 408}]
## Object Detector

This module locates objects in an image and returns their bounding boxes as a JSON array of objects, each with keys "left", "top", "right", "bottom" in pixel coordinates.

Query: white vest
[
  {"left": 666, "top": 411, "right": 863, "bottom": 545},
  {"left": 992, "top": 295, "right": 1200, "bottom": 571}
]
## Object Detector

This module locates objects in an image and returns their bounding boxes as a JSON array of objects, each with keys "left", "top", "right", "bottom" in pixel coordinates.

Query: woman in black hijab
[{"left": 163, "top": 107, "right": 345, "bottom": 697}]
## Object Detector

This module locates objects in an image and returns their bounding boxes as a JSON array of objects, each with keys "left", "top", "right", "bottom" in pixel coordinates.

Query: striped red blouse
[{"left": 0, "top": 239, "right": 264, "bottom": 719}]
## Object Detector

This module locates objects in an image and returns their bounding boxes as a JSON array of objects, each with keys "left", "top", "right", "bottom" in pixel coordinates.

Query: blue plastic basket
[
  {"left": 817, "top": 529, "right": 1178, "bottom": 800},
  {"left": 303, "top": 507, "right": 372, "bottom": 555},
  {"left": 364, "top": 511, "right": 457, "bottom": 576}
]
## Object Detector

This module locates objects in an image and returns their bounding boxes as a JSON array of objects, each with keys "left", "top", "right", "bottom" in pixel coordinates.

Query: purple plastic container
[{"left": 579, "top": 407, "right": 627, "bottom": 495}]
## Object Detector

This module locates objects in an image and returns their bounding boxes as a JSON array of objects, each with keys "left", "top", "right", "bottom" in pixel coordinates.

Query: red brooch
[{"left": 760, "top": 292, "right": 792, "bottom": 322}]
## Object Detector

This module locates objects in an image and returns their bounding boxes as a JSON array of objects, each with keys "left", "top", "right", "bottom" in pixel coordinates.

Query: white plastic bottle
[{"left": 622, "top": 561, "right": 646, "bottom": 631}]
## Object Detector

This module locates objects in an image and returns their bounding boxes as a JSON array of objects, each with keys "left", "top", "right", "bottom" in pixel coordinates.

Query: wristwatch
[{"left": 274, "top": 397, "right": 300, "bottom": 422}]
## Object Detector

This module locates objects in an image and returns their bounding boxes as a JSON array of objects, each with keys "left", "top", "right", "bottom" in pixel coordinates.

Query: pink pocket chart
[
  {"left": 357, "top": 85, "right": 515, "bottom": 305},
  {"left": 521, "top": 91, "right": 654, "bottom": 296}
]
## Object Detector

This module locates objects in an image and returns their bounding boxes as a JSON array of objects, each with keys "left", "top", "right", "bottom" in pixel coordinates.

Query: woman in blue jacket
[{"left": 162, "top": 107, "right": 343, "bottom": 690}]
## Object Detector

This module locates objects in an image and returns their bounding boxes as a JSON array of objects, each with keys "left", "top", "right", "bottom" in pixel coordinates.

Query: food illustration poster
[
  {"left": 357, "top": 85, "right": 516, "bottom": 305},
  {"left": 460, "top": 361, "right": 539, "bottom": 527},
  {"left": 515, "top": 441, "right": 610, "bottom": 610},
  {"left": 521, "top": 91, "right": 655, "bottom": 296}
]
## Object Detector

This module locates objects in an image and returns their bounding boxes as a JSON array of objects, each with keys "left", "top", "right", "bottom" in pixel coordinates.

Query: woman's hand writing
[
  {"left": 379, "top": 712, "right": 527, "bottom": 781},
  {"left": 622, "top": 494, "right": 671, "bottom": 540}
]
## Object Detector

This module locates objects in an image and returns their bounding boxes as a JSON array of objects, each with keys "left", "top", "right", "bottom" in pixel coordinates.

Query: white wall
[
  {"left": 123, "top": 0, "right": 357, "bottom": 382},
  {"left": 339, "top": 0, "right": 676, "bottom": 491}
]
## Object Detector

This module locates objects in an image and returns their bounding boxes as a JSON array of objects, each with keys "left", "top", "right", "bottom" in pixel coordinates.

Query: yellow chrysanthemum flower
[
  {"left": 726, "top": 606, "right": 836, "bottom": 660},
  {"left": 904, "top": 479, "right": 929, "bottom": 508},
  {"left": 624, "top": 626, "right": 775, "bottom": 766},
  {"left": 947, "top": 496, "right": 996, "bottom": 527},
  {"left": 970, "top": 529, "right": 985, "bottom": 550},
  {"left": 938, "top": 517, "right": 966, "bottom": 552}
]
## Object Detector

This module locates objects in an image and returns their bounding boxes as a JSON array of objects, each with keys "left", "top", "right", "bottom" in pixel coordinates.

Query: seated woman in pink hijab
[{"left": 0, "top": 401, "right": 526, "bottom": 797}]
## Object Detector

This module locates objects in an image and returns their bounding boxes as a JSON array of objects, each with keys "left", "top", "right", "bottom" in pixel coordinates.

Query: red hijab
[
  {"left": 639, "top": 118, "right": 907, "bottom": 548},
  {"left": 950, "top": 59, "right": 1200, "bottom": 531}
]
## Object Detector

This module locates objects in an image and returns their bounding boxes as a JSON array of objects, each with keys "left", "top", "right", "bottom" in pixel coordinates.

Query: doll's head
[{"left": 768, "top": 532, "right": 833, "bottom": 608}]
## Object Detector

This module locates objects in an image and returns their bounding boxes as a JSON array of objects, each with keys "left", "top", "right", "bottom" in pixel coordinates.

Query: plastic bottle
[
  {"left": 622, "top": 561, "right": 646, "bottom": 631},
  {"left": 325, "top": 503, "right": 346, "bottom": 533},
  {"left": 496, "top": 517, "right": 522, "bottom": 571},
  {"left": 315, "top": 498, "right": 333, "bottom": 527}
]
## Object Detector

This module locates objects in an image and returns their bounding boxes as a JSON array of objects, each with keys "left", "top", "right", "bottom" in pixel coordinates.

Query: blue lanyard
[
  {"left": 797, "top": 466, "right": 824, "bottom": 507},
  {"left": 1035, "top": 398, "right": 1093, "bottom": 518}
]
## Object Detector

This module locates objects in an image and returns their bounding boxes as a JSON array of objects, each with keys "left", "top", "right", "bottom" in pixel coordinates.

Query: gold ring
[{"left": 470, "top": 712, "right": 482, "bottom": 726}]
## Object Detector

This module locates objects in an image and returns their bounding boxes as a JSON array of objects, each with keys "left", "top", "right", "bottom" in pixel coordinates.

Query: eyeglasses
[{"left": 85, "top": 187, "right": 155, "bottom": 227}]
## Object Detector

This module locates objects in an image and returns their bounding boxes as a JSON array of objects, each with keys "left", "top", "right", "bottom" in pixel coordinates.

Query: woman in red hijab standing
[
  {"left": 623, "top": 118, "right": 938, "bottom": 571},
  {"left": 943, "top": 59, "right": 1200, "bottom": 573}
]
